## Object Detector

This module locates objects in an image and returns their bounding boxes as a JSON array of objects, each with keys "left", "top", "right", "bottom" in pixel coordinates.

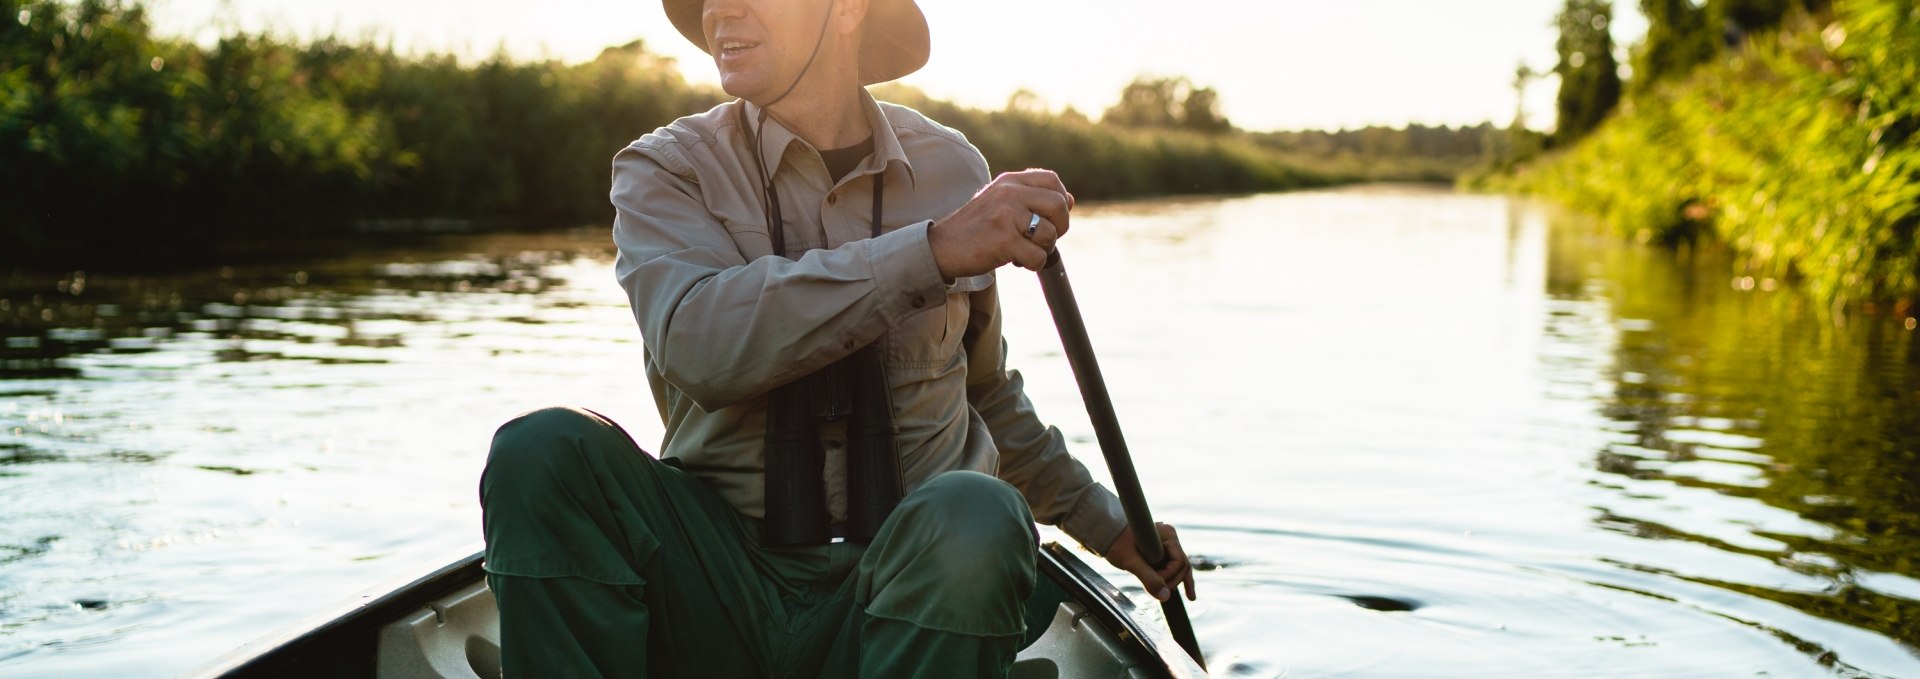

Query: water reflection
[
  {"left": 0, "top": 230, "right": 650, "bottom": 675},
  {"left": 0, "top": 235, "right": 596, "bottom": 469},
  {"left": 1, "top": 192, "right": 1917, "bottom": 677},
  {"left": 1556, "top": 225, "right": 1920, "bottom": 662}
]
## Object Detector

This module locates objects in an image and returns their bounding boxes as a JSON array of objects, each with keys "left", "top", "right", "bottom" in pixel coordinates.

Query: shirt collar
[{"left": 741, "top": 90, "right": 918, "bottom": 189}]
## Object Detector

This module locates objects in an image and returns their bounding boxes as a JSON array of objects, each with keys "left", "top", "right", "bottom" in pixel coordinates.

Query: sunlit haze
[{"left": 148, "top": 0, "right": 1646, "bottom": 132}]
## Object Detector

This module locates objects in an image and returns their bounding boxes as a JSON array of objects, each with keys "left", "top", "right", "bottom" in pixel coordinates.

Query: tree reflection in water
[{"left": 1550, "top": 220, "right": 1920, "bottom": 653}]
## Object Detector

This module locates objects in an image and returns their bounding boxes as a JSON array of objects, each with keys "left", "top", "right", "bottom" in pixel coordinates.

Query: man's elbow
[{"left": 655, "top": 343, "right": 756, "bottom": 411}]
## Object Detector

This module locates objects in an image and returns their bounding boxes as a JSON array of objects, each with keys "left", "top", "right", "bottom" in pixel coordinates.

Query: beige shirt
[{"left": 610, "top": 92, "right": 1127, "bottom": 554}]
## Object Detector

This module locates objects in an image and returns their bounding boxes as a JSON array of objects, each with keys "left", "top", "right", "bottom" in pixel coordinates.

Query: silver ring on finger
[{"left": 1025, "top": 213, "right": 1041, "bottom": 238}]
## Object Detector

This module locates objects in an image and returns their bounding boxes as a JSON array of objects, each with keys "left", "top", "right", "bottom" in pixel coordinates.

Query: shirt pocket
[
  {"left": 703, "top": 184, "right": 775, "bottom": 259},
  {"left": 887, "top": 273, "right": 993, "bottom": 368}
]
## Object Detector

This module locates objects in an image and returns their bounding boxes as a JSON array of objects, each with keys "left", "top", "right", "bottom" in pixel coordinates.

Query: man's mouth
[{"left": 718, "top": 39, "right": 758, "bottom": 56}]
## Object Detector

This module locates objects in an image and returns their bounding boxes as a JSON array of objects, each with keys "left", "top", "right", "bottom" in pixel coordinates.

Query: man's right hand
[{"left": 928, "top": 169, "right": 1076, "bottom": 279}]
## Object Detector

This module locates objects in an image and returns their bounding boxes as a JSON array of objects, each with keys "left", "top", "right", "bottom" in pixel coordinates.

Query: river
[{"left": 2, "top": 186, "right": 1916, "bottom": 677}]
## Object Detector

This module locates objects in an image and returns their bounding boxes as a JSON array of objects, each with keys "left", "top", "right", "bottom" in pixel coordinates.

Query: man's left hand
[{"left": 1105, "top": 522, "right": 1197, "bottom": 603}]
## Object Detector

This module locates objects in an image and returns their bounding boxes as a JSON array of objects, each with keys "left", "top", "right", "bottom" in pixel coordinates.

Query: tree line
[
  {"left": 2, "top": 0, "right": 1501, "bottom": 269},
  {"left": 1252, "top": 124, "right": 1500, "bottom": 183}
]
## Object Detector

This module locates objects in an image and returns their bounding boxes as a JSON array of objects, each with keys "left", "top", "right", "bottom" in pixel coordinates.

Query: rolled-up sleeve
[
  {"left": 611, "top": 140, "right": 948, "bottom": 411},
  {"left": 963, "top": 285, "right": 1128, "bottom": 555}
]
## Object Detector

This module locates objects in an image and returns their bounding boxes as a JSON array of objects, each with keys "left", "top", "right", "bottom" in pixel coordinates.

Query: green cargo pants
[{"left": 479, "top": 407, "right": 1065, "bottom": 678}]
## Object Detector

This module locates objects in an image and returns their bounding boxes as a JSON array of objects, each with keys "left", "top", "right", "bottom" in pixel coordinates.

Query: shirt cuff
[
  {"left": 1059, "top": 485, "right": 1128, "bottom": 557},
  {"left": 869, "top": 220, "right": 950, "bottom": 325}
]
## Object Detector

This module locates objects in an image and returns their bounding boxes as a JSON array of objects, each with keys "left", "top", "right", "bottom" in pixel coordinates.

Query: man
[{"left": 479, "top": 0, "right": 1196, "bottom": 675}]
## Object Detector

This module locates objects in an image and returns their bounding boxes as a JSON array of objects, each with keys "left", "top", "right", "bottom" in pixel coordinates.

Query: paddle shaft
[{"left": 1036, "top": 250, "right": 1205, "bottom": 668}]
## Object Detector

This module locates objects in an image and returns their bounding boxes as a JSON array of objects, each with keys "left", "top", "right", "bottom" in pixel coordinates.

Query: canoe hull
[{"left": 194, "top": 542, "right": 1205, "bottom": 678}]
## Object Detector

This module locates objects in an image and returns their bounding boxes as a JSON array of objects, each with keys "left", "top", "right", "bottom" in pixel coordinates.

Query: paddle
[{"left": 1036, "top": 249, "right": 1206, "bottom": 669}]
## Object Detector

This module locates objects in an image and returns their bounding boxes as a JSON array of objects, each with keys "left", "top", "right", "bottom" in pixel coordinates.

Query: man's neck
[{"left": 764, "top": 83, "right": 871, "bottom": 151}]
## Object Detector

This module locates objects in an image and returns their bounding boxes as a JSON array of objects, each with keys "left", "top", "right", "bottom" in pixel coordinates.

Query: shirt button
[{"left": 827, "top": 193, "right": 838, "bottom": 205}]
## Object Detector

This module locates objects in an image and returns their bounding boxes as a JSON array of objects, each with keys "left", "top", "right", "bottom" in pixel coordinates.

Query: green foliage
[
  {"left": 1554, "top": 0, "right": 1624, "bottom": 143},
  {"left": 0, "top": 0, "right": 723, "bottom": 267},
  {"left": 1, "top": 1, "right": 1490, "bottom": 269},
  {"left": 1099, "top": 76, "right": 1232, "bottom": 135},
  {"left": 1, "top": 0, "right": 403, "bottom": 259},
  {"left": 1633, "top": 0, "right": 1718, "bottom": 94},
  {"left": 1520, "top": 0, "right": 1920, "bottom": 305},
  {"left": 1633, "top": 0, "right": 1834, "bottom": 95},
  {"left": 1715, "top": 0, "right": 1813, "bottom": 34},
  {"left": 349, "top": 40, "right": 722, "bottom": 225},
  {"left": 1254, "top": 124, "right": 1501, "bottom": 183},
  {"left": 873, "top": 84, "right": 1321, "bottom": 199}
]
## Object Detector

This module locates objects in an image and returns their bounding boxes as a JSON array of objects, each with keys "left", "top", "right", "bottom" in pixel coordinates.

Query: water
[{"left": 2, "top": 187, "right": 1916, "bottom": 678}]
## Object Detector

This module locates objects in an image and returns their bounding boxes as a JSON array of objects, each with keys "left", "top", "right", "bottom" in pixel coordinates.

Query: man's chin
[{"left": 717, "top": 73, "right": 767, "bottom": 105}]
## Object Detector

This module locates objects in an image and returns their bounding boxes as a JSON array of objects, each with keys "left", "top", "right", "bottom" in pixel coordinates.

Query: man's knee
[
  {"left": 483, "top": 406, "right": 629, "bottom": 505},
  {"left": 898, "top": 471, "right": 1035, "bottom": 558},
  {"left": 859, "top": 472, "right": 1037, "bottom": 636},
  {"left": 491, "top": 405, "right": 600, "bottom": 458},
  {"left": 910, "top": 471, "right": 1025, "bottom": 515}
]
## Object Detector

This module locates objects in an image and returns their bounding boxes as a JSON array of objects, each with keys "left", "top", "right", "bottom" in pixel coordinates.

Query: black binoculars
[{"left": 762, "top": 344, "right": 903, "bottom": 547}]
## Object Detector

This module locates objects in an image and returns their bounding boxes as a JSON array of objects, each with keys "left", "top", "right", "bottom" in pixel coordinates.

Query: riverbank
[
  {"left": 4, "top": 0, "right": 1444, "bottom": 271},
  {"left": 5, "top": 1, "right": 1505, "bottom": 272},
  {"left": 1498, "top": 0, "right": 1918, "bottom": 307}
]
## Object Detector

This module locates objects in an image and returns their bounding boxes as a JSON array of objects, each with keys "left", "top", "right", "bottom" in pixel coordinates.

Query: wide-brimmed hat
[{"left": 662, "top": 0, "right": 929, "bottom": 85}]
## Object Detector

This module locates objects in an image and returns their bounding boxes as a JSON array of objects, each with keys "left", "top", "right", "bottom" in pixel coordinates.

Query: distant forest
[
  {"left": 1252, "top": 124, "right": 1501, "bottom": 183},
  {"left": 3, "top": 0, "right": 1501, "bottom": 268}
]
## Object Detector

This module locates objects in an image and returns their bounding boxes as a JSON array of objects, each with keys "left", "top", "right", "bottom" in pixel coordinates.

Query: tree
[
  {"left": 1179, "top": 85, "right": 1232, "bottom": 135},
  {"left": 1500, "top": 62, "right": 1545, "bottom": 162},
  {"left": 1632, "top": 0, "right": 1717, "bottom": 94},
  {"left": 1513, "top": 62, "right": 1537, "bottom": 130},
  {"left": 1103, "top": 76, "right": 1181, "bottom": 128},
  {"left": 1101, "top": 76, "right": 1232, "bottom": 134},
  {"left": 1553, "top": 0, "right": 1623, "bottom": 144},
  {"left": 1713, "top": 0, "right": 1794, "bottom": 36},
  {"left": 1004, "top": 88, "right": 1048, "bottom": 115}
]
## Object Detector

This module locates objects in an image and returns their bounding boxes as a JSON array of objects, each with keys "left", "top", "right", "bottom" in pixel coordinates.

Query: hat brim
[{"left": 664, "top": 0, "right": 928, "bottom": 86}]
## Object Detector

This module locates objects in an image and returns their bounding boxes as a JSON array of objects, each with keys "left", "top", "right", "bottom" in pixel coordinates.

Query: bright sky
[{"left": 146, "top": 0, "right": 1646, "bottom": 132}]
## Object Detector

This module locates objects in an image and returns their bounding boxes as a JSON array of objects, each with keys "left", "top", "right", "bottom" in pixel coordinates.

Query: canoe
[{"left": 191, "top": 541, "right": 1208, "bottom": 678}]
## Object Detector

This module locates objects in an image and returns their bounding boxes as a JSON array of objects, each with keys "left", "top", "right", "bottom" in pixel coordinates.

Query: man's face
[{"left": 702, "top": 0, "right": 835, "bottom": 102}]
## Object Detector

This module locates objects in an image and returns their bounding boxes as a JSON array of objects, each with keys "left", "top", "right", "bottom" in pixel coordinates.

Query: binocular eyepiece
[{"left": 762, "top": 344, "right": 903, "bottom": 547}]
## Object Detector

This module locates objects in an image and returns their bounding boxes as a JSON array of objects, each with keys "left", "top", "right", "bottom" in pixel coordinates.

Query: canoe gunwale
[
  {"left": 1038, "top": 541, "right": 1206, "bottom": 679},
  {"left": 194, "top": 541, "right": 1207, "bottom": 678},
  {"left": 192, "top": 547, "right": 488, "bottom": 678}
]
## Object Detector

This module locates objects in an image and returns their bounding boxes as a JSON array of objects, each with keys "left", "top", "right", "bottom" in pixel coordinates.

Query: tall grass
[
  {"left": 1517, "top": 0, "right": 1919, "bottom": 306},
  {"left": 1, "top": 0, "right": 727, "bottom": 267}
]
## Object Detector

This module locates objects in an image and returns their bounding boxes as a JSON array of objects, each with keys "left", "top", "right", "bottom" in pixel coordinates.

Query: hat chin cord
[
  {"left": 746, "top": 0, "right": 843, "bottom": 250},
  {"left": 756, "top": 0, "right": 837, "bottom": 112}
]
